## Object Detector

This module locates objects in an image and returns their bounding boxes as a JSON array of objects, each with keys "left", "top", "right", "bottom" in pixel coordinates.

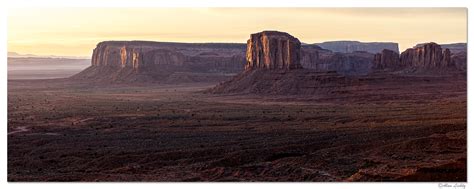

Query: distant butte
[
  {"left": 72, "top": 31, "right": 466, "bottom": 84},
  {"left": 372, "top": 49, "right": 400, "bottom": 70},
  {"left": 400, "top": 42, "right": 454, "bottom": 69},
  {"left": 245, "top": 31, "right": 303, "bottom": 70},
  {"left": 371, "top": 42, "right": 463, "bottom": 72},
  {"left": 72, "top": 41, "right": 247, "bottom": 83},
  {"left": 209, "top": 31, "right": 466, "bottom": 95}
]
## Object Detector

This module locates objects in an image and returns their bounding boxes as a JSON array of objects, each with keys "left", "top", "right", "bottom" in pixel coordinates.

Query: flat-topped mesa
[
  {"left": 88, "top": 40, "right": 247, "bottom": 73},
  {"left": 75, "top": 41, "right": 248, "bottom": 82},
  {"left": 91, "top": 42, "right": 187, "bottom": 72},
  {"left": 245, "top": 31, "right": 303, "bottom": 71},
  {"left": 400, "top": 42, "right": 453, "bottom": 69},
  {"left": 372, "top": 49, "right": 400, "bottom": 70},
  {"left": 316, "top": 41, "right": 399, "bottom": 54}
]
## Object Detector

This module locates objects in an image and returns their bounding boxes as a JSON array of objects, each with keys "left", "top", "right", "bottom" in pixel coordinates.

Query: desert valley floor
[{"left": 8, "top": 72, "right": 466, "bottom": 181}]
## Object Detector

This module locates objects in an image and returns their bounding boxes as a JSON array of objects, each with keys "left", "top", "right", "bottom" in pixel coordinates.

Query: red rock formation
[
  {"left": 451, "top": 51, "right": 467, "bottom": 71},
  {"left": 90, "top": 41, "right": 245, "bottom": 72},
  {"left": 316, "top": 41, "right": 399, "bottom": 54},
  {"left": 245, "top": 31, "right": 302, "bottom": 70},
  {"left": 76, "top": 41, "right": 247, "bottom": 82},
  {"left": 372, "top": 49, "right": 400, "bottom": 70},
  {"left": 400, "top": 42, "right": 453, "bottom": 69},
  {"left": 82, "top": 39, "right": 464, "bottom": 84},
  {"left": 441, "top": 48, "right": 452, "bottom": 67},
  {"left": 416, "top": 43, "right": 466, "bottom": 54},
  {"left": 301, "top": 45, "right": 374, "bottom": 75}
]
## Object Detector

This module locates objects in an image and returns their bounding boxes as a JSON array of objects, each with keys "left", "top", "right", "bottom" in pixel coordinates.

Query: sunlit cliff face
[
  {"left": 8, "top": 8, "right": 467, "bottom": 57},
  {"left": 132, "top": 51, "right": 141, "bottom": 70},
  {"left": 120, "top": 47, "right": 128, "bottom": 68}
]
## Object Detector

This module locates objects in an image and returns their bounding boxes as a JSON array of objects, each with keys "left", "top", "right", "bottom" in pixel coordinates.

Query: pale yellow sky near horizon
[{"left": 8, "top": 8, "right": 467, "bottom": 57}]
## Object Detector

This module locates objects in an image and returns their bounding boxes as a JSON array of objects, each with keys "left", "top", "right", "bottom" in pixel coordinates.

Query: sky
[{"left": 8, "top": 8, "right": 467, "bottom": 57}]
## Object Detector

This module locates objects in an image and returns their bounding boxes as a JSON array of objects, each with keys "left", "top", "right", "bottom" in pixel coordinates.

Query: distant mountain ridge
[{"left": 7, "top": 51, "right": 89, "bottom": 59}]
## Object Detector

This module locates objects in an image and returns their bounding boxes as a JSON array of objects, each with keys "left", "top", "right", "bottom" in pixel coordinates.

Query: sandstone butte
[
  {"left": 400, "top": 42, "right": 453, "bottom": 68},
  {"left": 373, "top": 42, "right": 456, "bottom": 70},
  {"left": 372, "top": 49, "right": 400, "bottom": 70},
  {"left": 245, "top": 31, "right": 303, "bottom": 71},
  {"left": 78, "top": 32, "right": 465, "bottom": 84}
]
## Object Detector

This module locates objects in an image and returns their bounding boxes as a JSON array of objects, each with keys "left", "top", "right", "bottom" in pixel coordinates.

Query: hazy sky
[{"left": 8, "top": 8, "right": 467, "bottom": 57}]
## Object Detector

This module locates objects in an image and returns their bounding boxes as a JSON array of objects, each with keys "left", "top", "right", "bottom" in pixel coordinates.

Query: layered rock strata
[
  {"left": 73, "top": 41, "right": 247, "bottom": 82},
  {"left": 316, "top": 41, "right": 399, "bottom": 54},
  {"left": 90, "top": 41, "right": 246, "bottom": 73},
  {"left": 399, "top": 42, "right": 453, "bottom": 69},
  {"left": 301, "top": 45, "right": 374, "bottom": 75},
  {"left": 245, "top": 31, "right": 302, "bottom": 70},
  {"left": 372, "top": 49, "right": 400, "bottom": 70}
]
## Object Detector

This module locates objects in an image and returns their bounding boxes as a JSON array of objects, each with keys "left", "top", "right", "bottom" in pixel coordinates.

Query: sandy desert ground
[{"left": 7, "top": 71, "right": 466, "bottom": 181}]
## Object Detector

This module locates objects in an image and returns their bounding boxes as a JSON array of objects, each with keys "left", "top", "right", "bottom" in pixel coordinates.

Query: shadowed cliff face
[
  {"left": 416, "top": 43, "right": 466, "bottom": 54},
  {"left": 452, "top": 51, "right": 467, "bottom": 71},
  {"left": 211, "top": 32, "right": 467, "bottom": 96},
  {"left": 74, "top": 41, "right": 247, "bottom": 82},
  {"left": 442, "top": 43, "right": 467, "bottom": 71},
  {"left": 77, "top": 39, "right": 466, "bottom": 83},
  {"left": 316, "top": 41, "right": 399, "bottom": 54},
  {"left": 371, "top": 42, "right": 465, "bottom": 72},
  {"left": 400, "top": 42, "right": 453, "bottom": 69},
  {"left": 245, "top": 31, "right": 302, "bottom": 70},
  {"left": 90, "top": 41, "right": 246, "bottom": 73},
  {"left": 372, "top": 49, "right": 400, "bottom": 70},
  {"left": 244, "top": 31, "right": 375, "bottom": 75},
  {"left": 81, "top": 36, "right": 381, "bottom": 83},
  {"left": 87, "top": 39, "right": 452, "bottom": 83},
  {"left": 301, "top": 45, "right": 373, "bottom": 75}
]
